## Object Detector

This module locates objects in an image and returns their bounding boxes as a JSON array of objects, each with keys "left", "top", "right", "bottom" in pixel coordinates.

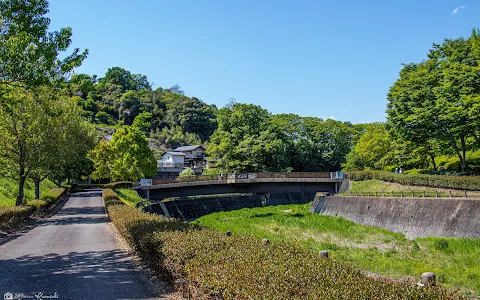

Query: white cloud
[{"left": 452, "top": 5, "right": 466, "bottom": 15}]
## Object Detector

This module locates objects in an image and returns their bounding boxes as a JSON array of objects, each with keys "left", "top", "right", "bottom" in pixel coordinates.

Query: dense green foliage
[
  {"left": 70, "top": 67, "right": 217, "bottom": 142},
  {"left": 0, "top": 0, "right": 88, "bottom": 88},
  {"left": 383, "top": 29, "right": 480, "bottom": 173},
  {"left": 0, "top": 0, "right": 94, "bottom": 205},
  {"left": 194, "top": 203, "right": 480, "bottom": 295},
  {"left": 342, "top": 30, "right": 480, "bottom": 174},
  {"left": 103, "top": 189, "right": 463, "bottom": 299},
  {"left": 71, "top": 70, "right": 357, "bottom": 173},
  {"left": 347, "top": 170, "right": 480, "bottom": 191},
  {"left": 178, "top": 167, "right": 195, "bottom": 177},
  {"left": 207, "top": 103, "right": 353, "bottom": 172},
  {"left": 89, "top": 127, "right": 157, "bottom": 181}
]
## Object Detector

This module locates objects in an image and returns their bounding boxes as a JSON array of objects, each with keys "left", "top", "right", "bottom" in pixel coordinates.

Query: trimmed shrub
[
  {"left": 0, "top": 206, "right": 34, "bottom": 230},
  {"left": 42, "top": 188, "right": 66, "bottom": 205},
  {"left": 26, "top": 199, "right": 48, "bottom": 212},
  {"left": 347, "top": 171, "right": 480, "bottom": 191},
  {"left": 104, "top": 181, "right": 133, "bottom": 189},
  {"left": 102, "top": 188, "right": 125, "bottom": 209},
  {"left": 0, "top": 187, "right": 66, "bottom": 230},
  {"left": 102, "top": 190, "right": 464, "bottom": 299}
]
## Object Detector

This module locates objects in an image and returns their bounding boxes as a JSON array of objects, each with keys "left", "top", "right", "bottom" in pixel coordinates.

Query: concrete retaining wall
[
  {"left": 317, "top": 196, "right": 480, "bottom": 238},
  {"left": 144, "top": 192, "right": 315, "bottom": 220}
]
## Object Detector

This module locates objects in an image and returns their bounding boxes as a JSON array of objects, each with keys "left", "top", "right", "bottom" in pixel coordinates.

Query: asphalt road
[{"left": 0, "top": 190, "right": 160, "bottom": 300}]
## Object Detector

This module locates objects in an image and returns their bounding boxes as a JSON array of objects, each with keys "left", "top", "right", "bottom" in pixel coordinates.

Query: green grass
[
  {"left": 0, "top": 177, "right": 57, "bottom": 207},
  {"left": 113, "top": 188, "right": 145, "bottom": 207},
  {"left": 193, "top": 203, "right": 480, "bottom": 296},
  {"left": 342, "top": 180, "right": 480, "bottom": 198}
]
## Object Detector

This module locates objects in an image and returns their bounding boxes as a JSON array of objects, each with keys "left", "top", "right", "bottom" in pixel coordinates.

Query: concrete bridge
[{"left": 142, "top": 172, "right": 346, "bottom": 201}]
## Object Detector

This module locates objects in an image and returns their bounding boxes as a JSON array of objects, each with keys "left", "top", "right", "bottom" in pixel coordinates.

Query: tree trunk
[
  {"left": 34, "top": 176, "right": 41, "bottom": 200},
  {"left": 460, "top": 135, "right": 467, "bottom": 172},
  {"left": 429, "top": 152, "right": 437, "bottom": 170},
  {"left": 16, "top": 174, "right": 27, "bottom": 206},
  {"left": 444, "top": 129, "right": 466, "bottom": 172}
]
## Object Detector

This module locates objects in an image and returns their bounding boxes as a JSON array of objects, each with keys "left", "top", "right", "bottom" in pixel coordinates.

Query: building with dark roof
[{"left": 172, "top": 145, "right": 206, "bottom": 168}]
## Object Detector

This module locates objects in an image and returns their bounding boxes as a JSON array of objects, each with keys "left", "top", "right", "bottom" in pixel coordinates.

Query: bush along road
[{"left": 103, "top": 188, "right": 466, "bottom": 299}]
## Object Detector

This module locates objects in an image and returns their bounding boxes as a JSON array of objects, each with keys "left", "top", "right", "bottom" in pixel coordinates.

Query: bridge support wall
[
  {"left": 144, "top": 192, "right": 315, "bottom": 220},
  {"left": 316, "top": 196, "right": 480, "bottom": 238}
]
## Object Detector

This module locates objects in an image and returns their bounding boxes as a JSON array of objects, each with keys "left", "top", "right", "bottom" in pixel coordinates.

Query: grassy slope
[
  {"left": 193, "top": 204, "right": 480, "bottom": 296},
  {"left": 113, "top": 188, "right": 145, "bottom": 206},
  {"left": 0, "top": 178, "right": 57, "bottom": 207},
  {"left": 342, "top": 180, "right": 480, "bottom": 197}
]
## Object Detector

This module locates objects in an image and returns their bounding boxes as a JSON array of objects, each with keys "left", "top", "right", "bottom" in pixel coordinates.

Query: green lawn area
[
  {"left": 0, "top": 177, "right": 57, "bottom": 207},
  {"left": 193, "top": 203, "right": 480, "bottom": 297},
  {"left": 342, "top": 180, "right": 480, "bottom": 198},
  {"left": 113, "top": 188, "right": 145, "bottom": 207}
]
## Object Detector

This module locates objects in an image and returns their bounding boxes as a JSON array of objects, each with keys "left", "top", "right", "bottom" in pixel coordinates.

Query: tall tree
[
  {"left": 27, "top": 87, "right": 96, "bottom": 198},
  {"left": 0, "top": 0, "right": 88, "bottom": 88},
  {"left": 343, "top": 123, "right": 394, "bottom": 171},
  {"left": 272, "top": 114, "right": 353, "bottom": 171},
  {"left": 208, "top": 103, "right": 287, "bottom": 172},
  {"left": 387, "top": 31, "right": 480, "bottom": 172},
  {"left": 0, "top": 86, "right": 50, "bottom": 204},
  {"left": 90, "top": 126, "right": 157, "bottom": 181},
  {"left": 88, "top": 140, "right": 114, "bottom": 182}
]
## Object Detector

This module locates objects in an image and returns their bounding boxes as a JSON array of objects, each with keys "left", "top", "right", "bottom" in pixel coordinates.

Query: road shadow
[
  {"left": 37, "top": 215, "right": 107, "bottom": 226},
  {"left": 0, "top": 250, "right": 163, "bottom": 299},
  {"left": 55, "top": 206, "right": 105, "bottom": 216},
  {"left": 70, "top": 191, "right": 102, "bottom": 198}
]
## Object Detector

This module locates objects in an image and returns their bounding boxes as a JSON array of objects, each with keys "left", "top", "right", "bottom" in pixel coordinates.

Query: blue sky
[{"left": 48, "top": 0, "right": 478, "bottom": 123}]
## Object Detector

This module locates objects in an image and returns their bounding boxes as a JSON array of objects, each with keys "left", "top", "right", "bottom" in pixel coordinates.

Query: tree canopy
[
  {"left": 89, "top": 127, "right": 157, "bottom": 181},
  {"left": 0, "top": 0, "right": 88, "bottom": 88},
  {"left": 387, "top": 30, "right": 480, "bottom": 172}
]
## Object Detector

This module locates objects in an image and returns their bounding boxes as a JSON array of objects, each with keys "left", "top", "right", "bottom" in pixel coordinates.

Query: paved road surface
[{"left": 0, "top": 190, "right": 159, "bottom": 300}]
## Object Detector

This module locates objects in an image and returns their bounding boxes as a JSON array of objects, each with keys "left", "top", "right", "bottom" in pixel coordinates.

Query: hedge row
[
  {"left": 103, "top": 189, "right": 464, "bottom": 299},
  {"left": 0, "top": 187, "right": 66, "bottom": 230},
  {"left": 347, "top": 171, "right": 480, "bottom": 191},
  {"left": 70, "top": 181, "right": 133, "bottom": 191},
  {"left": 103, "top": 181, "right": 133, "bottom": 189},
  {"left": 0, "top": 206, "right": 34, "bottom": 230}
]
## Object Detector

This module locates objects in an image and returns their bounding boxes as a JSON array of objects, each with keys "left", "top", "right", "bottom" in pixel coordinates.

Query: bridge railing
[{"left": 151, "top": 172, "right": 341, "bottom": 186}]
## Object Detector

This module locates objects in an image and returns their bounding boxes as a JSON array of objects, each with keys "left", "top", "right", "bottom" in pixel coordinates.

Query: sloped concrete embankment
[
  {"left": 316, "top": 196, "right": 480, "bottom": 238},
  {"left": 145, "top": 192, "right": 315, "bottom": 220}
]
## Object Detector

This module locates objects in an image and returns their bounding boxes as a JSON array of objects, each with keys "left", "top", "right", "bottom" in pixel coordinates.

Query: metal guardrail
[
  {"left": 151, "top": 172, "right": 343, "bottom": 186},
  {"left": 346, "top": 190, "right": 472, "bottom": 198}
]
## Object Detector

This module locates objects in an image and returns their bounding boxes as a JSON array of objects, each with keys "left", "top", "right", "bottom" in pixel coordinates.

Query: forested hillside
[
  {"left": 68, "top": 68, "right": 356, "bottom": 172},
  {"left": 70, "top": 68, "right": 217, "bottom": 146}
]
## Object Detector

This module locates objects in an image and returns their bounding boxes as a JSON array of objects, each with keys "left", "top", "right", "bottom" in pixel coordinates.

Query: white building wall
[
  {"left": 172, "top": 155, "right": 184, "bottom": 165},
  {"left": 159, "top": 153, "right": 185, "bottom": 167}
]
